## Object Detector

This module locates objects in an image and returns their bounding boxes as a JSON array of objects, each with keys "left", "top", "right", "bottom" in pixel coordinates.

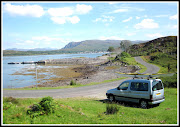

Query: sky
[{"left": 2, "top": 1, "right": 178, "bottom": 50}]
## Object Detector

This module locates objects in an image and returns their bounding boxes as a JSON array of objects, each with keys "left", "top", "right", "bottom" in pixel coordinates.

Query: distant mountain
[
  {"left": 5, "top": 48, "right": 58, "bottom": 51},
  {"left": 3, "top": 39, "right": 146, "bottom": 56},
  {"left": 61, "top": 40, "right": 146, "bottom": 52},
  {"left": 61, "top": 40, "right": 121, "bottom": 52}
]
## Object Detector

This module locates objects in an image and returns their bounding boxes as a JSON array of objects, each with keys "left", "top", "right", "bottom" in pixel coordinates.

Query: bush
[
  {"left": 70, "top": 80, "right": 77, "bottom": 86},
  {"left": 113, "top": 52, "right": 131, "bottom": 62},
  {"left": 120, "top": 51, "right": 131, "bottom": 58},
  {"left": 27, "top": 96, "right": 56, "bottom": 118},
  {"left": 107, "top": 46, "right": 115, "bottom": 52},
  {"left": 161, "top": 74, "right": 177, "bottom": 88},
  {"left": 4, "top": 97, "right": 19, "bottom": 104},
  {"left": 106, "top": 103, "right": 119, "bottom": 115}
]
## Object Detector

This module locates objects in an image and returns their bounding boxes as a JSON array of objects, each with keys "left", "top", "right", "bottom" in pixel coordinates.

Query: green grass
[
  {"left": 141, "top": 55, "right": 177, "bottom": 74},
  {"left": 4, "top": 77, "right": 127, "bottom": 90},
  {"left": 124, "top": 57, "right": 147, "bottom": 73},
  {"left": 3, "top": 88, "right": 177, "bottom": 124}
]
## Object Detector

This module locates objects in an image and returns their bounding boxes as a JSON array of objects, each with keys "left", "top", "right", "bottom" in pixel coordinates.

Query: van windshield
[{"left": 152, "top": 81, "right": 163, "bottom": 91}]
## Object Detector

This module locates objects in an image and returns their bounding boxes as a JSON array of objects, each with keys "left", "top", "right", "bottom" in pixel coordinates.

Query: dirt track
[
  {"left": 3, "top": 56, "right": 159, "bottom": 99},
  {"left": 134, "top": 56, "right": 160, "bottom": 74}
]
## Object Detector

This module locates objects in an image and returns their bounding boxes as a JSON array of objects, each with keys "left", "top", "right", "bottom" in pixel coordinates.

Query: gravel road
[
  {"left": 3, "top": 56, "right": 159, "bottom": 99},
  {"left": 134, "top": 56, "right": 160, "bottom": 74}
]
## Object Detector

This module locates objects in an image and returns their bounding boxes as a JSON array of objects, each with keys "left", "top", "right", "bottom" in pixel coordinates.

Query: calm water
[{"left": 3, "top": 53, "right": 106, "bottom": 88}]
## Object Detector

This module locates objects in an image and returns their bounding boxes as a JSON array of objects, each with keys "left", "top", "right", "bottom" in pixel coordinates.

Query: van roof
[{"left": 125, "top": 79, "right": 161, "bottom": 82}]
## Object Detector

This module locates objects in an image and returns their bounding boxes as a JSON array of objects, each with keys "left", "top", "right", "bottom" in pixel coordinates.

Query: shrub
[
  {"left": 27, "top": 96, "right": 56, "bottom": 118},
  {"left": 120, "top": 51, "right": 131, "bottom": 58},
  {"left": 106, "top": 103, "right": 119, "bottom": 115},
  {"left": 4, "top": 97, "right": 19, "bottom": 104},
  {"left": 70, "top": 80, "right": 77, "bottom": 86},
  {"left": 161, "top": 73, "right": 177, "bottom": 88},
  {"left": 107, "top": 46, "right": 115, "bottom": 52},
  {"left": 113, "top": 52, "right": 131, "bottom": 62}
]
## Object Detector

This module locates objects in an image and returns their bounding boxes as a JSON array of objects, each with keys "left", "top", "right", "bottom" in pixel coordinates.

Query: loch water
[{"left": 2, "top": 53, "right": 106, "bottom": 88}]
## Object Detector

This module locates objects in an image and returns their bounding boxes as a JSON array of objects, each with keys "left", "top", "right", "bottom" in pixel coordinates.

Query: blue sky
[{"left": 2, "top": 1, "right": 178, "bottom": 50}]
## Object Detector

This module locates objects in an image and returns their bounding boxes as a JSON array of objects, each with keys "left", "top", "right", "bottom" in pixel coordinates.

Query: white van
[{"left": 106, "top": 79, "right": 165, "bottom": 108}]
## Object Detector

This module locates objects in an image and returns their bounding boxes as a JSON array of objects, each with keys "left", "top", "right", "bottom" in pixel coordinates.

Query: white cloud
[
  {"left": 169, "top": 14, "right": 177, "bottom": 20},
  {"left": 122, "top": 17, "right": 132, "bottom": 22},
  {"left": 47, "top": 4, "right": 91, "bottom": 25},
  {"left": 146, "top": 33, "right": 163, "bottom": 38},
  {"left": 3, "top": 3, "right": 45, "bottom": 17},
  {"left": 47, "top": 4, "right": 92, "bottom": 17},
  {"left": 110, "top": 6, "right": 144, "bottom": 14},
  {"left": 75, "top": 4, "right": 92, "bottom": 14},
  {"left": 47, "top": 7, "right": 74, "bottom": 17},
  {"left": 50, "top": 17, "right": 67, "bottom": 24},
  {"left": 134, "top": 19, "right": 159, "bottom": 29},
  {"left": 111, "top": 9, "right": 128, "bottom": 13},
  {"left": 25, "top": 40, "right": 34, "bottom": 44},
  {"left": 127, "top": 32, "right": 136, "bottom": 36},
  {"left": 50, "top": 16, "right": 80, "bottom": 24},
  {"left": 136, "top": 16, "right": 140, "bottom": 19},
  {"left": 99, "top": 36, "right": 123, "bottom": 40},
  {"left": 93, "top": 15, "right": 114, "bottom": 23},
  {"left": 68, "top": 16, "right": 80, "bottom": 24}
]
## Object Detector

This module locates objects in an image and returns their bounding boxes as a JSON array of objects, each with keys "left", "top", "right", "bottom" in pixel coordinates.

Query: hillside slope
[
  {"left": 127, "top": 36, "right": 177, "bottom": 57},
  {"left": 61, "top": 40, "right": 121, "bottom": 52}
]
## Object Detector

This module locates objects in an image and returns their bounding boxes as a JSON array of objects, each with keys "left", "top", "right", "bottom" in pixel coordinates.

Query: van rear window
[
  {"left": 130, "top": 82, "right": 148, "bottom": 91},
  {"left": 152, "top": 81, "right": 163, "bottom": 91}
]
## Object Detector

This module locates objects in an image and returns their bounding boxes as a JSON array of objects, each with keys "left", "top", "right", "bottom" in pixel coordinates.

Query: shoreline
[
  {"left": 5, "top": 53, "right": 139, "bottom": 89},
  {"left": 23, "top": 54, "right": 138, "bottom": 88}
]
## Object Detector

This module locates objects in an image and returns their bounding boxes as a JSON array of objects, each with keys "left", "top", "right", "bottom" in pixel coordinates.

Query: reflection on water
[{"left": 3, "top": 53, "right": 106, "bottom": 88}]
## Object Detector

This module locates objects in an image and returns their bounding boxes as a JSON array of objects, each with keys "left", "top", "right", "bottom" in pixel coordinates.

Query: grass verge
[
  {"left": 3, "top": 88, "right": 177, "bottom": 124},
  {"left": 124, "top": 57, "right": 147, "bottom": 73},
  {"left": 4, "top": 77, "right": 127, "bottom": 90}
]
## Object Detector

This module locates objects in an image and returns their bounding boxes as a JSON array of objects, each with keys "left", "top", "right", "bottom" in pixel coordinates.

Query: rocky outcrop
[{"left": 44, "top": 57, "right": 108, "bottom": 65}]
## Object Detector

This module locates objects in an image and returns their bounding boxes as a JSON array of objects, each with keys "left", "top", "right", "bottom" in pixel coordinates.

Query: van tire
[
  {"left": 109, "top": 95, "right": 115, "bottom": 102},
  {"left": 140, "top": 100, "right": 148, "bottom": 109}
]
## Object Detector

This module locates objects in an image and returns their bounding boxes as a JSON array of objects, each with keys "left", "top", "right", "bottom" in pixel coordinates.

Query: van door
[
  {"left": 115, "top": 81, "right": 130, "bottom": 101},
  {"left": 152, "top": 80, "right": 164, "bottom": 101},
  {"left": 129, "top": 81, "right": 149, "bottom": 103}
]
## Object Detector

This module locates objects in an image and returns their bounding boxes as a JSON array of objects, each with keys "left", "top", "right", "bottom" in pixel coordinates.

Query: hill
[
  {"left": 126, "top": 36, "right": 177, "bottom": 74},
  {"left": 61, "top": 40, "right": 121, "bottom": 52},
  {"left": 127, "top": 36, "right": 177, "bottom": 57}
]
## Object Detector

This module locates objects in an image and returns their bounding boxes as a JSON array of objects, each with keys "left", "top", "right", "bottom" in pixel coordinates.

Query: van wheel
[
  {"left": 109, "top": 95, "right": 114, "bottom": 102},
  {"left": 140, "top": 100, "right": 148, "bottom": 109}
]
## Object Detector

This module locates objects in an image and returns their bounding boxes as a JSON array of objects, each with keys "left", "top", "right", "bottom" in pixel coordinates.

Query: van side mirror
[{"left": 117, "top": 87, "right": 120, "bottom": 90}]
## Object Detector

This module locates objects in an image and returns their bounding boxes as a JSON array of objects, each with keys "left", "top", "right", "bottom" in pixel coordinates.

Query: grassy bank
[
  {"left": 113, "top": 52, "right": 147, "bottom": 73},
  {"left": 141, "top": 55, "right": 177, "bottom": 88},
  {"left": 3, "top": 88, "right": 177, "bottom": 124}
]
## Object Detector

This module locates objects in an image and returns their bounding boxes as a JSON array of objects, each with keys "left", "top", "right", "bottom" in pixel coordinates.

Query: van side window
[
  {"left": 119, "top": 82, "right": 129, "bottom": 90},
  {"left": 152, "top": 81, "right": 163, "bottom": 91},
  {"left": 130, "top": 82, "right": 148, "bottom": 91}
]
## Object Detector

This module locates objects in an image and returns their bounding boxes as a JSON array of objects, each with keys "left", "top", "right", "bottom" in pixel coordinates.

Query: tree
[
  {"left": 120, "top": 40, "right": 132, "bottom": 52},
  {"left": 107, "top": 46, "right": 115, "bottom": 52}
]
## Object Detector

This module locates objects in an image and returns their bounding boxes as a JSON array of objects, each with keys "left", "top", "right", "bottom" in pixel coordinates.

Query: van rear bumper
[{"left": 148, "top": 98, "right": 165, "bottom": 105}]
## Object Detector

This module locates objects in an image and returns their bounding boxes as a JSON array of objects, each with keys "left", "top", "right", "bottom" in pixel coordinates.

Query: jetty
[
  {"left": 8, "top": 61, "right": 45, "bottom": 65},
  {"left": 8, "top": 62, "right": 20, "bottom": 64}
]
